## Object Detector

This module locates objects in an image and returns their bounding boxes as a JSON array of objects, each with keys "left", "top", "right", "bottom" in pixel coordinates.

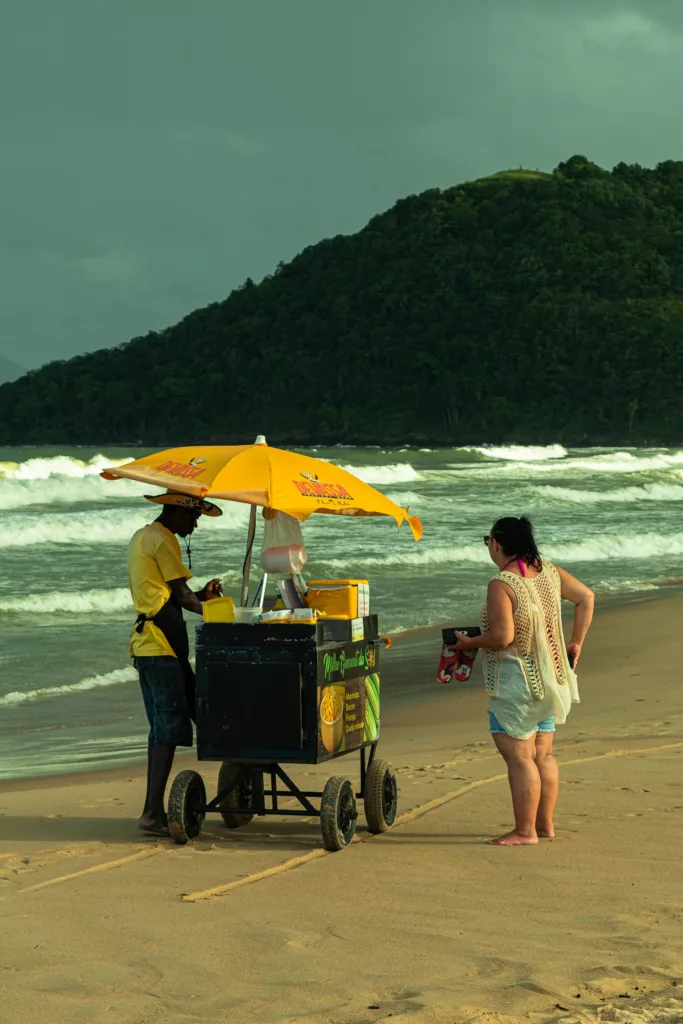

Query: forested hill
[{"left": 3, "top": 154, "right": 683, "bottom": 446}]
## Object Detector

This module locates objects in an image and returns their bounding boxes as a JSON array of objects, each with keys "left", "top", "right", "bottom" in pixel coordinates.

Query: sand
[{"left": 1, "top": 595, "right": 683, "bottom": 1024}]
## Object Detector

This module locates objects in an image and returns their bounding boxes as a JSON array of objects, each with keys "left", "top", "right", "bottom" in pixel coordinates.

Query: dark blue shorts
[{"left": 134, "top": 655, "right": 193, "bottom": 747}]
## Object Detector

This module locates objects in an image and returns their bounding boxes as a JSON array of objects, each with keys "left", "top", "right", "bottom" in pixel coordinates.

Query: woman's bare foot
[
  {"left": 488, "top": 830, "right": 538, "bottom": 846},
  {"left": 532, "top": 819, "right": 557, "bottom": 835}
]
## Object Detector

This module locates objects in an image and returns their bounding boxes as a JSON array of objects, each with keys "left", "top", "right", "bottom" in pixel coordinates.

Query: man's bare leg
[
  {"left": 534, "top": 731, "right": 558, "bottom": 838},
  {"left": 489, "top": 733, "right": 540, "bottom": 846},
  {"left": 140, "top": 740, "right": 154, "bottom": 818},
  {"left": 139, "top": 742, "right": 175, "bottom": 834}
]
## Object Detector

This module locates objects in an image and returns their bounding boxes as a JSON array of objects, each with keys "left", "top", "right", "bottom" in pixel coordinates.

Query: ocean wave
[
  {"left": 592, "top": 579, "right": 659, "bottom": 594},
  {"left": 0, "top": 666, "right": 138, "bottom": 707},
  {"left": 0, "top": 574, "right": 247, "bottom": 616},
  {"left": 0, "top": 454, "right": 145, "bottom": 509},
  {"left": 0, "top": 475, "right": 148, "bottom": 510},
  {"left": 0, "top": 503, "right": 247, "bottom": 548},
  {"left": 465, "top": 445, "right": 568, "bottom": 462},
  {"left": 533, "top": 481, "right": 683, "bottom": 504},
  {"left": 455, "top": 450, "right": 683, "bottom": 477},
  {"left": 321, "top": 530, "right": 683, "bottom": 569},
  {"left": 559, "top": 451, "right": 683, "bottom": 474},
  {"left": 0, "top": 510, "right": 150, "bottom": 548},
  {"left": 545, "top": 532, "right": 683, "bottom": 562},
  {"left": 384, "top": 490, "right": 428, "bottom": 508},
  {"left": 338, "top": 463, "right": 420, "bottom": 484},
  {"left": 0, "top": 454, "right": 132, "bottom": 481},
  {"left": 0, "top": 587, "right": 132, "bottom": 616}
]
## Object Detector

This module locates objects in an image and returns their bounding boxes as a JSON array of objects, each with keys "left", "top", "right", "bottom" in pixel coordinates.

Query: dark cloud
[{"left": 2, "top": 0, "right": 683, "bottom": 368}]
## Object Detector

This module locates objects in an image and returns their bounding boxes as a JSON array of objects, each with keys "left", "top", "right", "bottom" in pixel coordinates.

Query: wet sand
[{"left": 1, "top": 596, "right": 682, "bottom": 1023}]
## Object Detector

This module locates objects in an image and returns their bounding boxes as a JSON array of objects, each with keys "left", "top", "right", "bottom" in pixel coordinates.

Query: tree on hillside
[{"left": 1, "top": 156, "right": 682, "bottom": 446}]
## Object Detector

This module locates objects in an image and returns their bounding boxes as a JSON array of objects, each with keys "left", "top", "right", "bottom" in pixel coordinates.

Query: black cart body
[
  {"left": 166, "top": 615, "right": 396, "bottom": 849},
  {"left": 194, "top": 615, "right": 381, "bottom": 764}
]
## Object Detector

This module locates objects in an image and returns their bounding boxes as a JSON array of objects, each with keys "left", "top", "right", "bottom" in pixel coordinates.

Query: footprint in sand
[
  {"left": 364, "top": 987, "right": 425, "bottom": 1018},
  {"left": 583, "top": 966, "right": 674, "bottom": 999},
  {"left": 285, "top": 931, "right": 323, "bottom": 950}
]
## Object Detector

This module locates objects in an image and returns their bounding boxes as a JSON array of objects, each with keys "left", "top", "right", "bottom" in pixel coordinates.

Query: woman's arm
[
  {"left": 557, "top": 566, "right": 594, "bottom": 666},
  {"left": 455, "top": 580, "right": 514, "bottom": 652}
]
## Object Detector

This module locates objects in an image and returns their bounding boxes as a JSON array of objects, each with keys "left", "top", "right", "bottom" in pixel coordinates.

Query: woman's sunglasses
[{"left": 483, "top": 535, "right": 495, "bottom": 545}]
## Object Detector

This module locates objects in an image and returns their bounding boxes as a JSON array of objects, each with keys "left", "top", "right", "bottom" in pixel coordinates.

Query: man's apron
[{"left": 134, "top": 595, "right": 196, "bottom": 720}]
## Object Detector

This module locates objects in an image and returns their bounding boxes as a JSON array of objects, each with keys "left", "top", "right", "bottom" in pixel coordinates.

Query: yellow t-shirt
[{"left": 127, "top": 522, "right": 192, "bottom": 658}]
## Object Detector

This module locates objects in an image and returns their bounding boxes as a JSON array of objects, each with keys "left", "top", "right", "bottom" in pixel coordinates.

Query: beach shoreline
[
  {"left": 3, "top": 589, "right": 680, "bottom": 793},
  {"left": 3, "top": 441, "right": 683, "bottom": 788},
  {"left": 1, "top": 593, "right": 683, "bottom": 1024},
  {"left": 1, "top": 592, "right": 682, "bottom": 1023}
]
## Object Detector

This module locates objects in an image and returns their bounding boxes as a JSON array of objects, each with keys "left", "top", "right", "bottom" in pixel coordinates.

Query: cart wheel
[
  {"left": 363, "top": 758, "right": 398, "bottom": 833},
  {"left": 217, "top": 762, "right": 261, "bottom": 829},
  {"left": 320, "top": 776, "right": 357, "bottom": 851},
  {"left": 167, "top": 770, "right": 206, "bottom": 844}
]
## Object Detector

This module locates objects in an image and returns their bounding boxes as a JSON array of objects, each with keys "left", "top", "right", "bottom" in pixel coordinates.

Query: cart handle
[{"left": 373, "top": 636, "right": 392, "bottom": 649}]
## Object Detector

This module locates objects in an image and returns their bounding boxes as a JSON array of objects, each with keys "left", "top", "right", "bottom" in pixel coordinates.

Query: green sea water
[{"left": 0, "top": 443, "right": 682, "bottom": 779}]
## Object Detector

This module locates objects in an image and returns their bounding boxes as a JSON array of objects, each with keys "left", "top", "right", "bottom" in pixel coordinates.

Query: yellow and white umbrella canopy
[{"left": 102, "top": 438, "right": 422, "bottom": 540}]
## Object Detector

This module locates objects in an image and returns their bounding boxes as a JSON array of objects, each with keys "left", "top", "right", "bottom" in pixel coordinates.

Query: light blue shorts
[{"left": 488, "top": 712, "right": 555, "bottom": 736}]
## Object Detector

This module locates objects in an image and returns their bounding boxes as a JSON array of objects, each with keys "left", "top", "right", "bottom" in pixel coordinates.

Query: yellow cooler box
[
  {"left": 305, "top": 580, "right": 369, "bottom": 619},
  {"left": 202, "top": 597, "right": 236, "bottom": 623}
]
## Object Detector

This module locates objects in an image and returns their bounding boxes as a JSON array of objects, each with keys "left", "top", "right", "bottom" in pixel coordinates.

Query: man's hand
[{"left": 197, "top": 578, "right": 223, "bottom": 602}]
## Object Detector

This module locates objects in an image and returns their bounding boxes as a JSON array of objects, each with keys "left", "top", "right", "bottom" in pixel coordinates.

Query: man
[{"left": 128, "top": 490, "right": 223, "bottom": 836}]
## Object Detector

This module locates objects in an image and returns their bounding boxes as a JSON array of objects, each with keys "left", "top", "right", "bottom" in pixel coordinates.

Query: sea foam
[
  {"left": 321, "top": 530, "right": 683, "bottom": 569},
  {"left": 457, "top": 449, "right": 683, "bottom": 477},
  {"left": 0, "top": 454, "right": 132, "bottom": 480},
  {"left": 0, "top": 666, "right": 138, "bottom": 707},
  {"left": 0, "top": 454, "right": 142, "bottom": 509},
  {"left": 0, "top": 588, "right": 132, "bottom": 617},
  {"left": 339, "top": 463, "right": 420, "bottom": 484},
  {"left": 0, "top": 500, "right": 247, "bottom": 548},
  {"left": 533, "top": 481, "right": 683, "bottom": 505},
  {"left": 466, "top": 444, "right": 568, "bottom": 461}
]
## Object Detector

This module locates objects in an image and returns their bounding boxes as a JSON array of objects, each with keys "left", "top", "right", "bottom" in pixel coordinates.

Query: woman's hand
[
  {"left": 454, "top": 631, "right": 475, "bottom": 651},
  {"left": 566, "top": 642, "right": 582, "bottom": 669}
]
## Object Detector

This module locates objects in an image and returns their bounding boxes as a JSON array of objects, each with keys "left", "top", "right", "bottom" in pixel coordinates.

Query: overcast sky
[{"left": 1, "top": 0, "right": 682, "bottom": 370}]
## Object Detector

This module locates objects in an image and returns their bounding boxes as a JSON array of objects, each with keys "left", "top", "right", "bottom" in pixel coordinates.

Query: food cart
[{"left": 103, "top": 438, "right": 422, "bottom": 850}]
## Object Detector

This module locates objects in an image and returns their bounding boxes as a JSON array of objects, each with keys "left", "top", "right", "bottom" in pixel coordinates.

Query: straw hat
[{"left": 144, "top": 491, "right": 222, "bottom": 517}]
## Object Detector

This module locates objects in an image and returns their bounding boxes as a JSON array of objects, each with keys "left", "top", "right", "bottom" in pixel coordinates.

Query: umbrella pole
[{"left": 240, "top": 505, "right": 257, "bottom": 606}]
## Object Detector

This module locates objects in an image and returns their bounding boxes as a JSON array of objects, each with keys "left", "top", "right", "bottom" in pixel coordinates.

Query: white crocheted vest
[{"left": 481, "top": 560, "right": 573, "bottom": 701}]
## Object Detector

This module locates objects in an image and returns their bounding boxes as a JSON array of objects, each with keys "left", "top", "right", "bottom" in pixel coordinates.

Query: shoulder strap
[
  {"left": 498, "top": 571, "right": 542, "bottom": 615},
  {"left": 496, "top": 570, "right": 530, "bottom": 591}
]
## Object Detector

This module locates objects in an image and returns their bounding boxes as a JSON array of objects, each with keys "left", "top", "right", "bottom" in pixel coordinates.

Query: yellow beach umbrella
[
  {"left": 102, "top": 436, "right": 422, "bottom": 603},
  {"left": 102, "top": 437, "right": 422, "bottom": 537}
]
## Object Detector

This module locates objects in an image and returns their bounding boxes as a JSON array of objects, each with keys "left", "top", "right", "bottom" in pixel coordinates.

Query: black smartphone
[
  {"left": 442, "top": 626, "right": 482, "bottom": 643},
  {"left": 568, "top": 651, "right": 575, "bottom": 669}
]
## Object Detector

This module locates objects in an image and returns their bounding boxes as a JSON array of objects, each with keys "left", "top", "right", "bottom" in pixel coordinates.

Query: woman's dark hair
[{"left": 491, "top": 516, "right": 542, "bottom": 570}]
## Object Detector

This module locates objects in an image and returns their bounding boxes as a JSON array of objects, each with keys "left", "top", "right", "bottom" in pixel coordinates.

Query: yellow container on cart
[
  {"left": 202, "top": 597, "right": 236, "bottom": 623},
  {"left": 305, "top": 580, "right": 369, "bottom": 619}
]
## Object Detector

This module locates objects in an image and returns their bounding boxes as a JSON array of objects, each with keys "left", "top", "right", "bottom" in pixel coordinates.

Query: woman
[{"left": 455, "top": 516, "right": 594, "bottom": 847}]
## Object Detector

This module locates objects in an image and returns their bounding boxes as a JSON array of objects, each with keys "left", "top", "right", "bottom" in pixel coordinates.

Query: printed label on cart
[
  {"left": 351, "top": 617, "right": 364, "bottom": 642},
  {"left": 317, "top": 641, "right": 380, "bottom": 759},
  {"left": 321, "top": 641, "right": 372, "bottom": 682}
]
